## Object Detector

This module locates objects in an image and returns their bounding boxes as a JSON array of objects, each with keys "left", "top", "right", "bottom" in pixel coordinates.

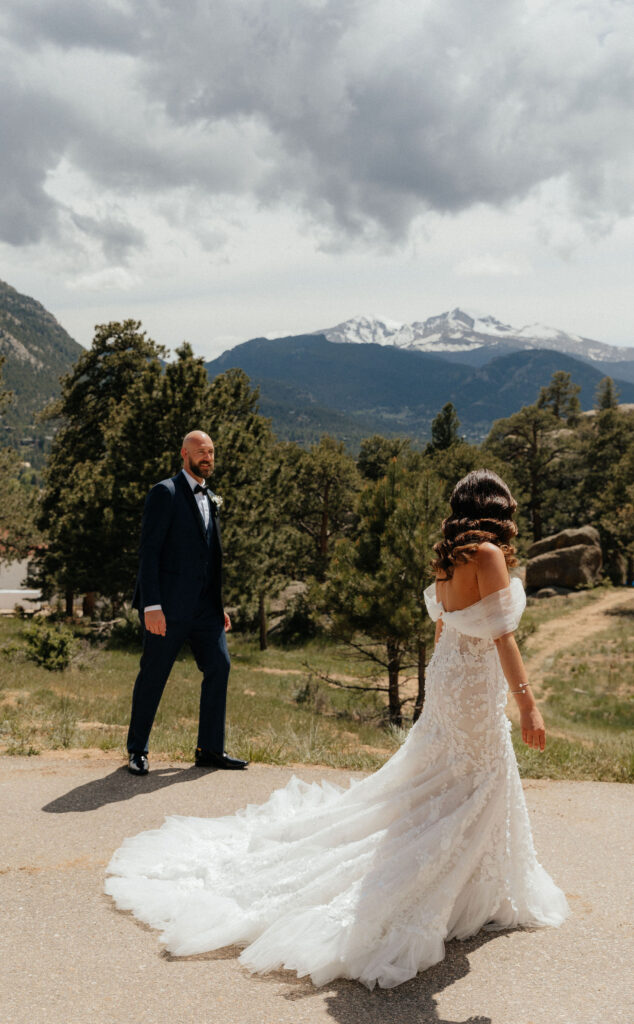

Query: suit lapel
[{"left": 176, "top": 472, "right": 208, "bottom": 543}]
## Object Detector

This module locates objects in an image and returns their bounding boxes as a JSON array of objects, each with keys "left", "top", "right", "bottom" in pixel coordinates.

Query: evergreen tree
[
  {"left": 222, "top": 437, "right": 301, "bottom": 649},
  {"left": 357, "top": 435, "right": 411, "bottom": 481},
  {"left": 324, "top": 461, "right": 444, "bottom": 725},
  {"left": 537, "top": 371, "right": 581, "bottom": 425},
  {"left": 595, "top": 376, "right": 619, "bottom": 411},
  {"left": 579, "top": 406, "right": 634, "bottom": 582},
  {"left": 36, "top": 329, "right": 294, "bottom": 621},
  {"left": 485, "top": 404, "right": 577, "bottom": 542},
  {"left": 35, "top": 321, "right": 166, "bottom": 612},
  {"left": 279, "top": 436, "right": 359, "bottom": 579},
  {"left": 429, "top": 402, "right": 461, "bottom": 451}
]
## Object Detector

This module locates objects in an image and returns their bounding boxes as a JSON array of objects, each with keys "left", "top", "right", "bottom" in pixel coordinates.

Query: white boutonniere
[{"left": 209, "top": 493, "right": 223, "bottom": 515}]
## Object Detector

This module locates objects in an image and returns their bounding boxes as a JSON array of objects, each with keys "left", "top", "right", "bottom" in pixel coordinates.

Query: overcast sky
[{"left": 2, "top": 0, "right": 634, "bottom": 358}]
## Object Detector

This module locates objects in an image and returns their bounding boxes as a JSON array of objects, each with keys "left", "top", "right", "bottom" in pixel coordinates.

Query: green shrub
[
  {"left": 276, "top": 594, "right": 320, "bottom": 645},
  {"left": 105, "top": 613, "right": 143, "bottom": 650},
  {"left": 24, "top": 620, "right": 77, "bottom": 671}
]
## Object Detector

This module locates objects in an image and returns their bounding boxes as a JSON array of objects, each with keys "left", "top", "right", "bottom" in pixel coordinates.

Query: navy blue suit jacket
[{"left": 132, "top": 472, "right": 224, "bottom": 622}]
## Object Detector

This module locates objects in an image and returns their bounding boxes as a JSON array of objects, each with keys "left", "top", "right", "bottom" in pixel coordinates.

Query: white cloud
[
  {"left": 67, "top": 267, "right": 140, "bottom": 291},
  {"left": 455, "top": 254, "right": 531, "bottom": 278}
]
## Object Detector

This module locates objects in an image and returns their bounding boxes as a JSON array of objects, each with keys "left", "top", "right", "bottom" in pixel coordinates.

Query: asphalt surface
[
  {"left": 0, "top": 560, "right": 42, "bottom": 612},
  {"left": 1, "top": 754, "right": 632, "bottom": 1024}
]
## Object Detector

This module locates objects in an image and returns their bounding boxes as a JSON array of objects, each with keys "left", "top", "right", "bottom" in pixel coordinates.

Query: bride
[{"left": 105, "top": 469, "right": 569, "bottom": 989}]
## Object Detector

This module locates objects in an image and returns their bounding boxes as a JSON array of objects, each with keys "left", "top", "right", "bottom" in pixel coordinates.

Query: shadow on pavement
[
  {"left": 319, "top": 932, "right": 496, "bottom": 1024},
  {"left": 187, "top": 930, "right": 503, "bottom": 1024},
  {"left": 42, "top": 764, "right": 213, "bottom": 813}
]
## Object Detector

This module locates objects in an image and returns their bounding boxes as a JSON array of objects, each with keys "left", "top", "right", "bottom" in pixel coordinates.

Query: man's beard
[{"left": 189, "top": 458, "right": 212, "bottom": 479}]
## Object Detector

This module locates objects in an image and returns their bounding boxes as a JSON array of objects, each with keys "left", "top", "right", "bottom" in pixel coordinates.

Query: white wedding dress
[{"left": 105, "top": 579, "right": 568, "bottom": 989}]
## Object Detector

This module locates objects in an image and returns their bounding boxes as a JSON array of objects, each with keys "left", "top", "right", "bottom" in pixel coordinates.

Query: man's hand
[
  {"left": 224, "top": 611, "right": 232, "bottom": 633},
  {"left": 145, "top": 609, "right": 167, "bottom": 636}
]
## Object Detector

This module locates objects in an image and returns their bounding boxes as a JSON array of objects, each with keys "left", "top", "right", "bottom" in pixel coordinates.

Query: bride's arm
[
  {"left": 476, "top": 544, "right": 546, "bottom": 751},
  {"left": 494, "top": 634, "right": 546, "bottom": 751}
]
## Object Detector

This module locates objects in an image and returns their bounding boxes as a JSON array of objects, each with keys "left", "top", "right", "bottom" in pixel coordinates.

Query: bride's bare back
[{"left": 435, "top": 541, "right": 509, "bottom": 611}]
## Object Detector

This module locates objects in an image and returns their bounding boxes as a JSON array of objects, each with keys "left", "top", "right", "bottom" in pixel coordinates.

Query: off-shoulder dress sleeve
[
  {"left": 432, "top": 578, "right": 526, "bottom": 640},
  {"left": 476, "top": 579, "right": 526, "bottom": 638},
  {"left": 423, "top": 583, "right": 443, "bottom": 622}
]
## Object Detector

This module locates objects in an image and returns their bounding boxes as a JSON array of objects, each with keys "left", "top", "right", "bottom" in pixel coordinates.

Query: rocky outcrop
[{"left": 526, "top": 526, "right": 602, "bottom": 590}]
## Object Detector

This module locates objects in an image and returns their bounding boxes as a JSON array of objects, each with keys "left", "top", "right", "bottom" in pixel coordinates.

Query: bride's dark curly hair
[{"left": 431, "top": 469, "right": 518, "bottom": 580}]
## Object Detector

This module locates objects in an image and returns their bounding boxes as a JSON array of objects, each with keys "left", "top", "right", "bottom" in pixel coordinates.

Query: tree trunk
[
  {"left": 531, "top": 472, "right": 542, "bottom": 542},
  {"left": 258, "top": 591, "right": 268, "bottom": 651},
  {"left": 413, "top": 640, "right": 426, "bottom": 722},
  {"left": 319, "top": 482, "right": 330, "bottom": 557},
  {"left": 65, "top": 589, "right": 74, "bottom": 618},
  {"left": 82, "top": 592, "right": 96, "bottom": 619},
  {"left": 386, "top": 638, "right": 401, "bottom": 726}
]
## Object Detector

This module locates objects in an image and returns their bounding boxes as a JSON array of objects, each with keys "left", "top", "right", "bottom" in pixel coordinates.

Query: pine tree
[
  {"left": 35, "top": 321, "right": 166, "bottom": 612},
  {"left": 595, "top": 376, "right": 619, "bottom": 411},
  {"left": 279, "top": 436, "right": 359, "bottom": 579},
  {"left": 485, "top": 404, "right": 577, "bottom": 542},
  {"left": 429, "top": 402, "right": 461, "bottom": 451},
  {"left": 324, "top": 461, "right": 444, "bottom": 725},
  {"left": 579, "top": 405, "right": 634, "bottom": 582},
  {"left": 537, "top": 371, "right": 581, "bottom": 425},
  {"left": 357, "top": 435, "right": 411, "bottom": 481}
]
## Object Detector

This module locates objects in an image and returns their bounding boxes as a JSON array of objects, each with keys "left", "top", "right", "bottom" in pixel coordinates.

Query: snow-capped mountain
[{"left": 320, "top": 309, "right": 631, "bottom": 363}]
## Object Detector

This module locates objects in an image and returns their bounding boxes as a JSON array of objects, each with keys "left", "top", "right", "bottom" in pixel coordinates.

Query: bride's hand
[{"left": 520, "top": 707, "right": 546, "bottom": 751}]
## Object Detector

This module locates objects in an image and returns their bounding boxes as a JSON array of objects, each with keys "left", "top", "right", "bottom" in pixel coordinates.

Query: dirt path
[{"left": 522, "top": 587, "right": 634, "bottom": 688}]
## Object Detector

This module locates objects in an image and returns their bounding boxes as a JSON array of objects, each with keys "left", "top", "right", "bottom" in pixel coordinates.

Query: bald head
[{"left": 181, "top": 430, "right": 215, "bottom": 482}]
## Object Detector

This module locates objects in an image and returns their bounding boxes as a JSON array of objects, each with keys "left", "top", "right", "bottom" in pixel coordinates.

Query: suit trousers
[{"left": 126, "top": 598, "right": 230, "bottom": 756}]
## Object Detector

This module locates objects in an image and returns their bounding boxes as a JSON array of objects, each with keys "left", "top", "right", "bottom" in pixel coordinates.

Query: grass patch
[
  {"left": 515, "top": 600, "right": 633, "bottom": 782},
  {"left": 1, "top": 597, "right": 632, "bottom": 781},
  {"left": 0, "top": 621, "right": 399, "bottom": 771}
]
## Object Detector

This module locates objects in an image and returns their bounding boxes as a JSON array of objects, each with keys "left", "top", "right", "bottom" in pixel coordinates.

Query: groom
[{"left": 126, "top": 430, "right": 248, "bottom": 775}]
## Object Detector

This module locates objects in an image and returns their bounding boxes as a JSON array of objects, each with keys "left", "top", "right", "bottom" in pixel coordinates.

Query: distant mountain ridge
[
  {"left": 0, "top": 279, "right": 83, "bottom": 459},
  {"left": 206, "top": 334, "right": 634, "bottom": 446},
  {"left": 319, "top": 308, "right": 633, "bottom": 365},
  {"left": 2, "top": 275, "right": 634, "bottom": 460}
]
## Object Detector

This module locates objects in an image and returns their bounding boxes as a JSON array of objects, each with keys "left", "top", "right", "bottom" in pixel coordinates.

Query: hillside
[
  {"left": 206, "top": 334, "right": 634, "bottom": 444},
  {"left": 0, "top": 279, "right": 83, "bottom": 463}
]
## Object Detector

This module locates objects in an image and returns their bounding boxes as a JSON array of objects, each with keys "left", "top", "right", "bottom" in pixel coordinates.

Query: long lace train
[{"left": 106, "top": 580, "right": 569, "bottom": 989}]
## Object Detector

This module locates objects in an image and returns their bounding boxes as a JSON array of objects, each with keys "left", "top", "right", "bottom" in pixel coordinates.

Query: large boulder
[
  {"left": 527, "top": 525, "right": 601, "bottom": 559},
  {"left": 526, "top": 525, "right": 602, "bottom": 590}
]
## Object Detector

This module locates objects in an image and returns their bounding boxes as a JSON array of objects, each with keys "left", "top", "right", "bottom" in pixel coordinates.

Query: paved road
[
  {"left": 0, "top": 560, "right": 42, "bottom": 612},
  {"left": 1, "top": 754, "right": 632, "bottom": 1024}
]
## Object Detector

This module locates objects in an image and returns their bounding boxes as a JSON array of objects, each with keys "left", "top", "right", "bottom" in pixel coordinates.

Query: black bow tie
[{"left": 194, "top": 485, "right": 207, "bottom": 495}]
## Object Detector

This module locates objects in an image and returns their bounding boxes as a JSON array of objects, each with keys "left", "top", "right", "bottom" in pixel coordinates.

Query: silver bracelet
[{"left": 510, "top": 683, "right": 530, "bottom": 694}]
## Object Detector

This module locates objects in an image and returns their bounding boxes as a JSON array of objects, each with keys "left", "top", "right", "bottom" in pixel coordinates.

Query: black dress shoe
[
  {"left": 128, "top": 752, "right": 149, "bottom": 775},
  {"left": 195, "top": 749, "right": 248, "bottom": 770}
]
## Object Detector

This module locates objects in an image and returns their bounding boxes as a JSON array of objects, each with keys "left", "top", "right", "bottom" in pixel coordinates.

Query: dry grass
[
  {"left": 1, "top": 591, "right": 633, "bottom": 781},
  {"left": 0, "top": 618, "right": 399, "bottom": 771}
]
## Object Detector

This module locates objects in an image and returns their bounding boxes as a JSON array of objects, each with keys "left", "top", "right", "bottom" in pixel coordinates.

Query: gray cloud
[
  {"left": 70, "top": 212, "right": 145, "bottom": 262},
  {"left": 2, "top": 0, "right": 634, "bottom": 252},
  {"left": 3, "top": 0, "right": 140, "bottom": 53},
  {"left": 0, "top": 75, "right": 69, "bottom": 245}
]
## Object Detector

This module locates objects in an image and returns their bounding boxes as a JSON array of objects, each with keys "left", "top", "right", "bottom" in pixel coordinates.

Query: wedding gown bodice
[{"left": 106, "top": 578, "right": 568, "bottom": 989}]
